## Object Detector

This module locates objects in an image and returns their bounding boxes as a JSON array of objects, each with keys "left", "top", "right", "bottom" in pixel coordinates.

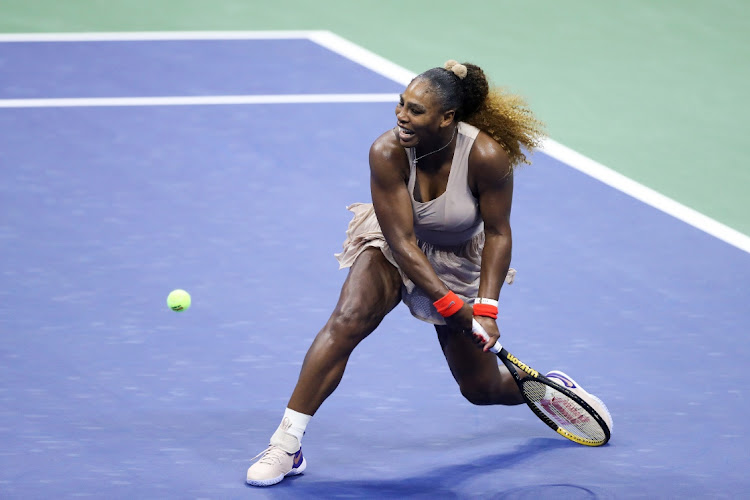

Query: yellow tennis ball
[{"left": 167, "top": 289, "right": 191, "bottom": 312}]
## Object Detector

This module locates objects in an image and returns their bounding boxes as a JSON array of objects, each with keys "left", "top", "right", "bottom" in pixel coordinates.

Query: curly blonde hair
[
  {"left": 466, "top": 86, "right": 546, "bottom": 167},
  {"left": 417, "top": 62, "right": 546, "bottom": 167}
]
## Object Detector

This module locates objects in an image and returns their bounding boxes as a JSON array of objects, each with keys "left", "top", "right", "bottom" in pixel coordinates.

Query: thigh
[
  {"left": 436, "top": 324, "right": 505, "bottom": 391},
  {"left": 327, "top": 247, "right": 402, "bottom": 336}
]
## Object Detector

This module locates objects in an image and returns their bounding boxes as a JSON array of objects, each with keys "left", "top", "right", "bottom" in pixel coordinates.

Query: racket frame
[
  {"left": 496, "top": 345, "right": 611, "bottom": 446},
  {"left": 473, "top": 319, "right": 611, "bottom": 447}
]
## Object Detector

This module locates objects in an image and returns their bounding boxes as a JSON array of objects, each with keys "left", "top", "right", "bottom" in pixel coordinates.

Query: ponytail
[{"left": 416, "top": 61, "right": 546, "bottom": 167}]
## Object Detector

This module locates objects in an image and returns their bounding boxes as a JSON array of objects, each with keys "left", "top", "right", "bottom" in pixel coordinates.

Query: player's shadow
[{"left": 262, "top": 437, "right": 594, "bottom": 499}]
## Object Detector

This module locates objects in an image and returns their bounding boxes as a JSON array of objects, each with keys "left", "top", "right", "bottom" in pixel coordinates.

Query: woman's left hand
[{"left": 472, "top": 315, "right": 500, "bottom": 352}]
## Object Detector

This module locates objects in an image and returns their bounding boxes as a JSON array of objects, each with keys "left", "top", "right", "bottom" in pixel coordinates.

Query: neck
[{"left": 412, "top": 125, "right": 458, "bottom": 168}]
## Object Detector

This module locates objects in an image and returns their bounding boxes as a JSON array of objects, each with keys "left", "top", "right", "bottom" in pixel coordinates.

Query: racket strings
[{"left": 523, "top": 380, "right": 607, "bottom": 443}]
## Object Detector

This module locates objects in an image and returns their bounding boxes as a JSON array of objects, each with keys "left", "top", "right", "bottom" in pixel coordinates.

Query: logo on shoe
[
  {"left": 547, "top": 373, "right": 576, "bottom": 388},
  {"left": 293, "top": 449, "right": 304, "bottom": 468}
]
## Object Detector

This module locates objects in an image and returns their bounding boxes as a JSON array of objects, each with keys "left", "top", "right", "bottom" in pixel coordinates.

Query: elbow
[
  {"left": 484, "top": 231, "right": 512, "bottom": 257},
  {"left": 387, "top": 239, "right": 419, "bottom": 268},
  {"left": 485, "top": 228, "right": 512, "bottom": 245},
  {"left": 388, "top": 244, "right": 413, "bottom": 266}
]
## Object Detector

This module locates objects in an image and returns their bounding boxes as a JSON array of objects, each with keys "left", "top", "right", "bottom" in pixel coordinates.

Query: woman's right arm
[{"left": 368, "top": 133, "right": 454, "bottom": 303}]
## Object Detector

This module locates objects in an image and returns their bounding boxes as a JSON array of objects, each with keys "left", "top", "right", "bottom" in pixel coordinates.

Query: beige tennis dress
[{"left": 335, "top": 122, "right": 515, "bottom": 325}]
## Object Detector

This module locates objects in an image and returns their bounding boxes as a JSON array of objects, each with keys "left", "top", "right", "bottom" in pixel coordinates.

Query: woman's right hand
[{"left": 444, "top": 303, "right": 475, "bottom": 339}]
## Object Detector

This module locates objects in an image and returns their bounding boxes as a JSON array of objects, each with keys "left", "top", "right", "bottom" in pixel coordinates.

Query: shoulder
[
  {"left": 369, "top": 128, "right": 410, "bottom": 181},
  {"left": 469, "top": 130, "right": 512, "bottom": 179},
  {"left": 370, "top": 128, "right": 406, "bottom": 162}
]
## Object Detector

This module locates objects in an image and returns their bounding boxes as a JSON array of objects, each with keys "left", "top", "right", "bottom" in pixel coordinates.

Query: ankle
[
  {"left": 270, "top": 408, "right": 311, "bottom": 453},
  {"left": 270, "top": 427, "right": 300, "bottom": 454}
]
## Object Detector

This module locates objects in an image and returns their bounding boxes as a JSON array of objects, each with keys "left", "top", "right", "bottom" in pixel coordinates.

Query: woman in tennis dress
[{"left": 246, "top": 60, "right": 610, "bottom": 486}]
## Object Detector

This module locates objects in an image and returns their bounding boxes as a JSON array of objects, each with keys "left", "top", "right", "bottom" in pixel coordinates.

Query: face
[{"left": 395, "top": 79, "right": 454, "bottom": 148}]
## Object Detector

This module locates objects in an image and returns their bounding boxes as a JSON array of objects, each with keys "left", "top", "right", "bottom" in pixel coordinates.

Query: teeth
[{"left": 399, "top": 126, "right": 414, "bottom": 135}]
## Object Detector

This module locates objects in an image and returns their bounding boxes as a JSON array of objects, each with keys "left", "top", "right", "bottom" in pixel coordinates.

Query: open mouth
[{"left": 397, "top": 125, "right": 416, "bottom": 142}]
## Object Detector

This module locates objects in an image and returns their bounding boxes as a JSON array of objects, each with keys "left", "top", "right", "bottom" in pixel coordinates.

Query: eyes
[{"left": 396, "top": 96, "right": 425, "bottom": 116}]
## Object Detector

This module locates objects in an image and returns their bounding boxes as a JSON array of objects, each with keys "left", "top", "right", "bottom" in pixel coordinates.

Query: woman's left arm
[{"left": 470, "top": 134, "right": 514, "bottom": 349}]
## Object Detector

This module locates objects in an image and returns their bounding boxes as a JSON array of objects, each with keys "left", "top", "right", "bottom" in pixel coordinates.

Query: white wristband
[{"left": 474, "top": 297, "right": 499, "bottom": 307}]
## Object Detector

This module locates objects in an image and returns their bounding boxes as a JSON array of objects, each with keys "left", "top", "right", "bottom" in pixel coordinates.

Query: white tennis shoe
[
  {"left": 246, "top": 444, "right": 306, "bottom": 487},
  {"left": 545, "top": 370, "right": 614, "bottom": 432}
]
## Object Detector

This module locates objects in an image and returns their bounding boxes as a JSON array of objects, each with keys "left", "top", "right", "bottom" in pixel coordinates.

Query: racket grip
[{"left": 471, "top": 318, "right": 502, "bottom": 354}]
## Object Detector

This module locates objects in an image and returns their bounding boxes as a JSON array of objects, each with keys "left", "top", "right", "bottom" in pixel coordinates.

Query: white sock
[{"left": 279, "top": 408, "right": 311, "bottom": 443}]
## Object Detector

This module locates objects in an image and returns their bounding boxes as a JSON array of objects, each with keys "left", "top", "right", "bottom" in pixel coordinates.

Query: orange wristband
[
  {"left": 433, "top": 291, "right": 464, "bottom": 317},
  {"left": 473, "top": 303, "right": 498, "bottom": 319}
]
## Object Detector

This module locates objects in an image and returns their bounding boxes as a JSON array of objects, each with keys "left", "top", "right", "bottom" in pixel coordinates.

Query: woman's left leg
[{"left": 436, "top": 324, "right": 524, "bottom": 406}]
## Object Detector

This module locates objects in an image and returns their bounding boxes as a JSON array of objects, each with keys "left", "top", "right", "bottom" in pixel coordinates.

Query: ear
[{"left": 440, "top": 109, "right": 456, "bottom": 128}]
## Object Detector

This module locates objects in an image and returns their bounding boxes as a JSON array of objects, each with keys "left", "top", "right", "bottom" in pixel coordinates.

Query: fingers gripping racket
[{"left": 472, "top": 319, "right": 611, "bottom": 446}]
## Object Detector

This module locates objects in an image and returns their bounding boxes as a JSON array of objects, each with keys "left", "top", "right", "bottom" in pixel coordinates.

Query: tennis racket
[{"left": 472, "top": 319, "right": 611, "bottom": 446}]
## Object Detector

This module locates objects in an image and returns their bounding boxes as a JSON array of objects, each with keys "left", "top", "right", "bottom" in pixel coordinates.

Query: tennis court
[{"left": 1, "top": 32, "right": 748, "bottom": 499}]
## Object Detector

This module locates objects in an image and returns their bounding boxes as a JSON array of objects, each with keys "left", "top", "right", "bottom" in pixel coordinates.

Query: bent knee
[
  {"left": 458, "top": 378, "right": 518, "bottom": 406},
  {"left": 324, "top": 307, "right": 383, "bottom": 344},
  {"left": 460, "top": 385, "right": 497, "bottom": 406}
]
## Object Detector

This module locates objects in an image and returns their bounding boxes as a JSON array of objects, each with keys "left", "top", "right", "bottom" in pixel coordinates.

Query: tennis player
[{"left": 247, "top": 60, "right": 611, "bottom": 486}]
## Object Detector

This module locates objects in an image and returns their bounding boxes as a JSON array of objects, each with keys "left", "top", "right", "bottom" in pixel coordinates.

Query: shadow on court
[{"left": 267, "top": 438, "right": 583, "bottom": 499}]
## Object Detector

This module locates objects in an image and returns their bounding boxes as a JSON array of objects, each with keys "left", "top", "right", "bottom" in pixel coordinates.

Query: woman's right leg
[
  {"left": 247, "top": 248, "right": 402, "bottom": 486},
  {"left": 287, "top": 247, "right": 402, "bottom": 416}
]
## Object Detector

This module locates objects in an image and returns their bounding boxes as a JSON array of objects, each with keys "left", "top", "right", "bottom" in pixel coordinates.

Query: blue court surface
[{"left": 1, "top": 34, "right": 748, "bottom": 499}]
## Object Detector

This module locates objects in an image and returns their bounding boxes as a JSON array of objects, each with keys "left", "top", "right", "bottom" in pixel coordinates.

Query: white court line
[
  {"left": 540, "top": 140, "right": 750, "bottom": 253},
  {"left": 310, "top": 30, "right": 750, "bottom": 254},
  {"left": 0, "top": 30, "right": 321, "bottom": 42},
  {"left": 1, "top": 30, "right": 748, "bottom": 253},
  {"left": 0, "top": 94, "right": 399, "bottom": 108}
]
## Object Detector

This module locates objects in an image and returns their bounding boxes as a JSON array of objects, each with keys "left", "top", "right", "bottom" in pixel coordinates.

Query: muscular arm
[
  {"left": 369, "top": 132, "right": 450, "bottom": 301},
  {"left": 473, "top": 135, "right": 514, "bottom": 301},
  {"left": 470, "top": 134, "right": 514, "bottom": 347}
]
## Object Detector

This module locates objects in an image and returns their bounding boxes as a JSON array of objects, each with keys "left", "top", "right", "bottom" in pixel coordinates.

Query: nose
[{"left": 396, "top": 105, "right": 407, "bottom": 123}]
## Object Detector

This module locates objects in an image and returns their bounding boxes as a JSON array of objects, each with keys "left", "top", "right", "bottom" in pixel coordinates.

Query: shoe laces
[{"left": 251, "top": 445, "right": 289, "bottom": 466}]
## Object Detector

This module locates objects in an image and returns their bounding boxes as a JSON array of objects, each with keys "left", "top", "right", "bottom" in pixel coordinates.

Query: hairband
[{"left": 443, "top": 60, "right": 468, "bottom": 80}]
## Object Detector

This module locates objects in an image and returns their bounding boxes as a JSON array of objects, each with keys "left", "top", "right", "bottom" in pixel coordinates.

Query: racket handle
[{"left": 471, "top": 318, "right": 502, "bottom": 354}]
